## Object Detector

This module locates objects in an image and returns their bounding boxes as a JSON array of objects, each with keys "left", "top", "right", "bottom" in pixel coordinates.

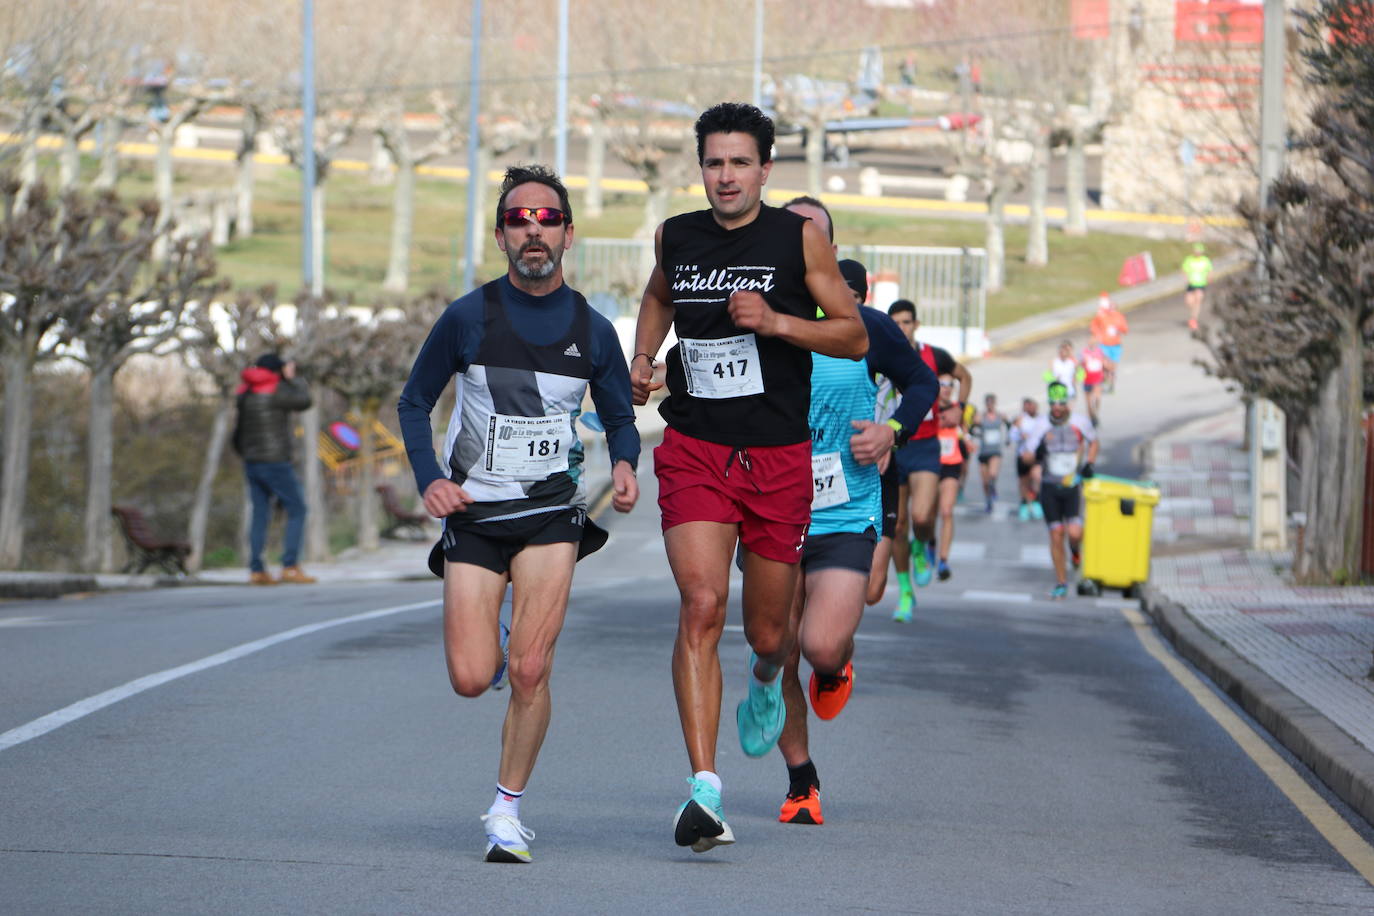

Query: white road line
[
  {"left": 962, "top": 590, "right": 1032, "bottom": 604},
  {"left": 0, "top": 616, "right": 76, "bottom": 628},
  {"left": 0, "top": 599, "right": 440, "bottom": 754}
]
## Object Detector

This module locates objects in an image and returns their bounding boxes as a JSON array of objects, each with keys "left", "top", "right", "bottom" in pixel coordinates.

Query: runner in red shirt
[{"left": 1079, "top": 340, "right": 1110, "bottom": 426}]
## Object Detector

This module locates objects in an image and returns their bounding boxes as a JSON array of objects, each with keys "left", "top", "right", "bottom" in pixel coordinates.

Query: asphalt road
[{"left": 3, "top": 293, "right": 1373, "bottom": 913}]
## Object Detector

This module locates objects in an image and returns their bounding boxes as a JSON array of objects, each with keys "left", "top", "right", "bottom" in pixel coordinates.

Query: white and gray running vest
[{"left": 441, "top": 281, "right": 595, "bottom": 523}]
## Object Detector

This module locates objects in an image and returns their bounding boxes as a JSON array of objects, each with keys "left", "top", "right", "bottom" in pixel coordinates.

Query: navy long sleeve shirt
[
  {"left": 862, "top": 307, "right": 939, "bottom": 434},
  {"left": 397, "top": 276, "right": 640, "bottom": 497}
]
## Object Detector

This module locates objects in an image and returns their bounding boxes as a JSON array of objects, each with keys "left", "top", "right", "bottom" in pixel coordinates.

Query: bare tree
[
  {"left": 307, "top": 295, "right": 436, "bottom": 551},
  {"left": 373, "top": 94, "right": 457, "bottom": 292},
  {"left": 1201, "top": 0, "right": 1374, "bottom": 583},
  {"left": 64, "top": 226, "right": 223, "bottom": 571},
  {"left": 0, "top": 180, "right": 162, "bottom": 567},
  {"left": 179, "top": 288, "right": 282, "bottom": 570}
]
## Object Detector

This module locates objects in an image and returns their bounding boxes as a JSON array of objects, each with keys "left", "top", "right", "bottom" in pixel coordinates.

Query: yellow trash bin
[{"left": 1080, "top": 475, "right": 1161, "bottom": 596}]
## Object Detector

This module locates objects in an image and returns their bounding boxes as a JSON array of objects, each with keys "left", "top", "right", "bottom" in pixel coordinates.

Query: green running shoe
[
  {"left": 911, "top": 540, "right": 932, "bottom": 587},
  {"left": 893, "top": 590, "right": 914, "bottom": 623},
  {"left": 673, "top": 777, "right": 735, "bottom": 853},
  {"left": 736, "top": 652, "right": 785, "bottom": 758}
]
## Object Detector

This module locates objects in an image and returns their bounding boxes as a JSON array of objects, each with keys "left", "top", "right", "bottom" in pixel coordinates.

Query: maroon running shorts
[{"left": 654, "top": 426, "right": 812, "bottom": 564}]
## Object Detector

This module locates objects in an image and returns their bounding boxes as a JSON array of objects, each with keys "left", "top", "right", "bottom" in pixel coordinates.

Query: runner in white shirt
[{"left": 1019, "top": 381, "right": 1098, "bottom": 599}]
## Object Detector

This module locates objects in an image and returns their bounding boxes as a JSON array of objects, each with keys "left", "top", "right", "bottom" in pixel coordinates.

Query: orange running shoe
[
  {"left": 778, "top": 785, "right": 824, "bottom": 825},
  {"left": 808, "top": 662, "right": 854, "bottom": 720}
]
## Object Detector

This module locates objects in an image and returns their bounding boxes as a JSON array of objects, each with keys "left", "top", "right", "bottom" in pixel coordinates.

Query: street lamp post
[
  {"left": 301, "top": 0, "right": 318, "bottom": 296},
  {"left": 462, "top": 0, "right": 484, "bottom": 293},
  {"left": 555, "top": 0, "right": 569, "bottom": 179},
  {"left": 1251, "top": 0, "right": 1287, "bottom": 552}
]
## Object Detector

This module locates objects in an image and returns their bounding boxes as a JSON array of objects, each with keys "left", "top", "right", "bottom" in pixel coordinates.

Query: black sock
[{"left": 787, "top": 759, "right": 819, "bottom": 792}]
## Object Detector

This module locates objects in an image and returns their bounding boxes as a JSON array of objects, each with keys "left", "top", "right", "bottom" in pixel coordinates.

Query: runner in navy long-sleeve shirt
[{"left": 396, "top": 165, "right": 639, "bottom": 865}]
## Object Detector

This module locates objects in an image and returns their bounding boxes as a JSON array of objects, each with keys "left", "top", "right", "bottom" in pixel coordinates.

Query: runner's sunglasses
[{"left": 500, "top": 206, "right": 568, "bottom": 228}]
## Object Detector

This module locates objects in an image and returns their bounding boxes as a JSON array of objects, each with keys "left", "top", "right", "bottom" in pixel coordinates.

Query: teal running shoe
[
  {"left": 1030, "top": 501, "right": 1045, "bottom": 521},
  {"left": 673, "top": 777, "right": 735, "bottom": 852},
  {"left": 736, "top": 652, "right": 786, "bottom": 757},
  {"left": 490, "top": 621, "right": 510, "bottom": 691},
  {"left": 1049, "top": 583, "right": 1068, "bottom": 600},
  {"left": 893, "top": 590, "right": 914, "bottom": 623},
  {"left": 1017, "top": 503, "right": 1030, "bottom": 521},
  {"left": 911, "top": 540, "right": 932, "bottom": 587}
]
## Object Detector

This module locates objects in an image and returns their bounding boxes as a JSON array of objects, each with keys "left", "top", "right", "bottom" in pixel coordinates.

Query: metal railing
[{"left": 568, "top": 238, "right": 987, "bottom": 351}]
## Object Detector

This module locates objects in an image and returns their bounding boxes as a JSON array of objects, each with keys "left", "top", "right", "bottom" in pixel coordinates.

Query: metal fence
[{"left": 568, "top": 238, "right": 987, "bottom": 340}]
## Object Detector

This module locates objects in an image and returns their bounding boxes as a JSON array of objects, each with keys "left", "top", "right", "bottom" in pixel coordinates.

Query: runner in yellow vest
[{"left": 1182, "top": 243, "right": 1213, "bottom": 331}]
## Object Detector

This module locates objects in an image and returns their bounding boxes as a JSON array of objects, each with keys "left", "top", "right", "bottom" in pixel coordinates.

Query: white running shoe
[{"left": 481, "top": 812, "right": 534, "bottom": 863}]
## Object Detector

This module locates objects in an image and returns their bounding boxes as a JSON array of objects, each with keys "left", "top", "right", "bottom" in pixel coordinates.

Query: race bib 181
[{"left": 484, "top": 412, "right": 574, "bottom": 478}]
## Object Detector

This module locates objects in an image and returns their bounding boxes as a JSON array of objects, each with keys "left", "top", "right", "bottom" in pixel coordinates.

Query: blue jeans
[{"left": 244, "top": 461, "right": 307, "bottom": 572}]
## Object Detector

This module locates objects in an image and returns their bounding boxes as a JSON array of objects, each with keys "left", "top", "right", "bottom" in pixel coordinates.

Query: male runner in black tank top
[{"left": 629, "top": 102, "right": 868, "bottom": 854}]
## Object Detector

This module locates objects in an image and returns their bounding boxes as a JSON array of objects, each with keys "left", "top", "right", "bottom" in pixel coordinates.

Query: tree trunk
[
  {"left": 17, "top": 119, "right": 39, "bottom": 213},
  {"left": 805, "top": 125, "right": 825, "bottom": 198},
  {"left": 585, "top": 116, "right": 605, "bottom": 218},
  {"left": 187, "top": 397, "right": 234, "bottom": 572},
  {"left": 984, "top": 177, "right": 1009, "bottom": 293},
  {"left": 637, "top": 177, "right": 671, "bottom": 240},
  {"left": 1295, "top": 322, "right": 1365, "bottom": 582},
  {"left": 302, "top": 393, "right": 329, "bottom": 563},
  {"left": 59, "top": 137, "right": 83, "bottom": 190},
  {"left": 369, "top": 134, "right": 394, "bottom": 185},
  {"left": 1064, "top": 128, "right": 1088, "bottom": 236},
  {"left": 357, "top": 402, "right": 380, "bottom": 551},
  {"left": 383, "top": 160, "right": 416, "bottom": 292},
  {"left": 1025, "top": 129, "right": 1049, "bottom": 267},
  {"left": 94, "top": 118, "right": 121, "bottom": 190},
  {"left": 82, "top": 363, "right": 117, "bottom": 572},
  {"left": 0, "top": 351, "right": 34, "bottom": 568},
  {"left": 153, "top": 129, "right": 176, "bottom": 260},
  {"left": 235, "top": 157, "right": 255, "bottom": 239}
]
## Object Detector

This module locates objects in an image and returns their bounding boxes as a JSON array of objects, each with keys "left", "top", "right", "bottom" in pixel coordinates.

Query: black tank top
[{"left": 658, "top": 205, "right": 816, "bottom": 446}]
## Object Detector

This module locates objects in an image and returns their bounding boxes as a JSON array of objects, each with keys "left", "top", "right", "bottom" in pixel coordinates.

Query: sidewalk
[
  {"left": 1141, "top": 406, "right": 1374, "bottom": 827},
  {"left": 153, "top": 402, "right": 669, "bottom": 590}
]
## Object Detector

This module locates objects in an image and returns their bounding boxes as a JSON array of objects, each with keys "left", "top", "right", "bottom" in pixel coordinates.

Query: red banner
[
  {"left": 1175, "top": 1, "right": 1265, "bottom": 45},
  {"left": 1071, "top": 0, "right": 1112, "bottom": 39}
]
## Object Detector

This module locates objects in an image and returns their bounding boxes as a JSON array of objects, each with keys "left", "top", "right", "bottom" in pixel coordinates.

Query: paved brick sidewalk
[{"left": 1142, "top": 404, "right": 1374, "bottom": 825}]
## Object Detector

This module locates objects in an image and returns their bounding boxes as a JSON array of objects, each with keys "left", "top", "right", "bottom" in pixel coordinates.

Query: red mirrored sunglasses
[{"left": 500, "top": 206, "right": 568, "bottom": 228}]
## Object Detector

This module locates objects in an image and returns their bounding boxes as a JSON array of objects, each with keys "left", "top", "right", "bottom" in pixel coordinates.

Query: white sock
[
  {"left": 693, "top": 770, "right": 722, "bottom": 793},
  {"left": 490, "top": 782, "right": 523, "bottom": 819}
]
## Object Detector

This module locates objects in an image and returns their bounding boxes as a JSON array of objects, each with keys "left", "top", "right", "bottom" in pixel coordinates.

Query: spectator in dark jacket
[{"left": 236, "top": 353, "right": 315, "bottom": 584}]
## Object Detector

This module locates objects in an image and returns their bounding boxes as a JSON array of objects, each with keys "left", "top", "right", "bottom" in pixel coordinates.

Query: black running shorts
[
  {"left": 1038, "top": 483, "right": 1082, "bottom": 528},
  {"left": 802, "top": 528, "right": 877, "bottom": 574},
  {"left": 427, "top": 506, "right": 607, "bottom": 577}
]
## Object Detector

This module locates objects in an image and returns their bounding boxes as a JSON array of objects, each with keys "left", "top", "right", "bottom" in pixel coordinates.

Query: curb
[
  {"left": 1140, "top": 586, "right": 1374, "bottom": 827},
  {"left": 0, "top": 575, "right": 99, "bottom": 600}
]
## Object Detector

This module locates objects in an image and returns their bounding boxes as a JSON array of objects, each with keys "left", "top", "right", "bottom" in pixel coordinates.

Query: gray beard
[{"left": 512, "top": 244, "right": 560, "bottom": 279}]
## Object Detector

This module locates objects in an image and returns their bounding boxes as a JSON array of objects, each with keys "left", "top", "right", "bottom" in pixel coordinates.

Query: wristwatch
[{"left": 886, "top": 417, "right": 911, "bottom": 448}]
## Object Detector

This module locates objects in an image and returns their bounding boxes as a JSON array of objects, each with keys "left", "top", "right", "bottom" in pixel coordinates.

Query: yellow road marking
[{"left": 1121, "top": 605, "right": 1374, "bottom": 885}]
